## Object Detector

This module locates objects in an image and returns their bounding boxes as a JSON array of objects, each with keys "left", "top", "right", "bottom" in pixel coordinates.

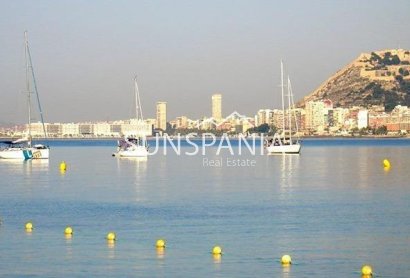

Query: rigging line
[
  {"left": 25, "top": 32, "right": 48, "bottom": 139},
  {"left": 289, "top": 78, "right": 300, "bottom": 140}
]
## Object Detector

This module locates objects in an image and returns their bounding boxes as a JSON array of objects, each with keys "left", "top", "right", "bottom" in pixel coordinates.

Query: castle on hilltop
[
  {"left": 300, "top": 48, "right": 410, "bottom": 112},
  {"left": 357, "top": 49, "right": 410, "bottom": 81}
]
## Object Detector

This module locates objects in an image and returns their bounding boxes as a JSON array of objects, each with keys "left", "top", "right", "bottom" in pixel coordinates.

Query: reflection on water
[
  {"left": 116, "top": 157, "right": 148, "bottom": 202},
  {"left": 107, "top": 240, "right": 116, "bottom": 259},
  {"left": 116, "top": 157, "right": 148, "bottom": 189},
  {"left": 212, "top": 253, "right": 222, "bottom": 273},
  {"left": 156, "top": 247, "right": 165, "bottom": 259},
  {"left": 212, "top": 253, "right": 222, "bottom": 264},
  {"left": 280, "top": 154, "right": 299, "bottom": 188},
  {"left": 278, "top": 154, "right": 300, "bottom": 202},
  {"left": 117, "top": 156, "right": 148, "bottom": 162},
  {"left": 0, "top": 159, "right": 50, "bottom": 197},
  {"left": 357, "top": 148, "right": 371, "bottom": 187},
  {"left": 65, "top": 235, "right": 73, "bottom": 260},
  {"left": 116, "top": 156, "right": 148, "bottom": 172},
  {"left": 0, "top": 159, "right": 49, "bottom": 174},
  {"left": 30, "top": 159, "right": 50, "bottom": 168},
  {"left": 281, "top": 264, "right": 291, "bottom": 278}
]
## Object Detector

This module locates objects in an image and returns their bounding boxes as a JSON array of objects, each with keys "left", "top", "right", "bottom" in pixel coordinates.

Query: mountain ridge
[{"left": 299, "top": 49, "right": 410, "bottom": 111}]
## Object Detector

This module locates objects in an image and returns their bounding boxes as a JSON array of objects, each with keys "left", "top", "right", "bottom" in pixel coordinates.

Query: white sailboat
[
  {"left": 113, "top": 76, "right": 149, "bottom": 158},
  {"left": 266, "top": 61, "right": 301, "bottom": 154},
  {"left": 0, "top": 31, "right": 49, "bottom": 160}
]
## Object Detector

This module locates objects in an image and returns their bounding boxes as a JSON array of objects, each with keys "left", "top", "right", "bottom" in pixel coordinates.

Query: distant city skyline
[
  {"left": 2, "top": 101, "right": 409, "bottom": 138},
  {"left": 1, "top": 0, "right": 409, "bottom": 124}
]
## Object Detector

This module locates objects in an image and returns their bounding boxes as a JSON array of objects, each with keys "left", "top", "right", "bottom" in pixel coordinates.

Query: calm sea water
[{"left": 0, "top": 138, "right": 409, "bottom": 277}]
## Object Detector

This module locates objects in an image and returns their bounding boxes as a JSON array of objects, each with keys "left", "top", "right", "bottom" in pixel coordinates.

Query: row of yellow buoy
[
  {"left": 50, "top": 159, "right": 383, "bottom": 277},
  {"left": 26, "top": 222, "right": 74, "bottom": 235},
  {"left": 56, "top": 159, "right": 391, "bottom": 178},
  {"left": 23, "top": 222, "right": 373, "bottom": 275},
  {"left": 57, "top": 159, "right": 391, "bottom": 171}
]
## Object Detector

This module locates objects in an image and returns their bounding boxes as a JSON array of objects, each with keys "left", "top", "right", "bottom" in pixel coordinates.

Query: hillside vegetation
[{"left": 300, "top": 49, "right": 410, "bottom": 111}]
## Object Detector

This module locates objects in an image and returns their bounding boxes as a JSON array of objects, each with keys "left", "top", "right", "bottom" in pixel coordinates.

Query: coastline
[{"left": 1, "top": 134, "right": 409, "bottom": 141}]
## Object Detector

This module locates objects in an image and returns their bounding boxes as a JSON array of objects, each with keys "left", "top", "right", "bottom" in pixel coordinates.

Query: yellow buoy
[
  {"left": 383, "top": 159, "right": 390, "bottom": 168},
  {"left": 156, "top": 239, "right": 166, "bottom": 248},
  {"left": 212, "top": 245, "right": 222, "bottom": 255},
  {"left": 106, "top": 232, "right": 116, "bottom": 241},
  {"left": 64, "top": 226, "right": 73, "bottom": 235},
  {"left": 25, "top": 222, "right": 33, "bottom": 230},
  {"left": 281, "top": 254, "right": 292, "bottom": 265},
  {"left": 59, "top": 161, "right": 67, "bottom": 171},
  {"left": 361, "top": 265, "right": 372, "bottom": 276}
]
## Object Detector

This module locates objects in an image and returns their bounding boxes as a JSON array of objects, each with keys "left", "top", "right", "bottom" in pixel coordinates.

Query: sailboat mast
[
  {"left": 134, "top": 77, "right": 139, "bottom": 121},
  {"left": 134, "top": 76, "right": 144, "bottom": 121},
  {"left": 280, "top": 60, "right": 285, "bottom": 135},
  {"left": 24, "top": 31, "right": 32, "bottom": 146},
  {"left": 287, "top": 76, "right": 292, "bottom": 143}
]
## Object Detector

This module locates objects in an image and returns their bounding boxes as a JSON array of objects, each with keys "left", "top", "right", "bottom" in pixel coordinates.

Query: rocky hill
[{"left": 299, "top": 49, "right": 410, "bottom": 111}]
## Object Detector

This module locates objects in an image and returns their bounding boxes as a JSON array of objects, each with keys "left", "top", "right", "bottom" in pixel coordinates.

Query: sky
[{"left": 0, "top": 0, "right": 409, "bottom": 125}]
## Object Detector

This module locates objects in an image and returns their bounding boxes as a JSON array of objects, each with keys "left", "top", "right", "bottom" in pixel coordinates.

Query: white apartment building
[
  {"left": 93, "top": 122, "right": 112, "bottom": 136},
  {"left": 62, "top": 123, "right": 80, "bottom": 136},
  {"left": 357, "top": 110, "right": 369, "bottom": 129},
  {"left": 28, "top": 122, "right": 47, "bottom": 137}
]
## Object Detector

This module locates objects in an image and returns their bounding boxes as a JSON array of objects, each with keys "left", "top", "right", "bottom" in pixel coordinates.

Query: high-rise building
[
  {"left": 256, "top": 109, "right": 271, "bottom": 126},
  {"left": 333, "top": 107, "right": 349, "bottom": 128},
  {"left": 305, "top": 101, "right": 325, "bottom": 131},
  {"left": 156, "top": 101, "right": 167, "bottom": 131},
  {"left": 212, "top": 94, "right": 222, "bottom": 121}
]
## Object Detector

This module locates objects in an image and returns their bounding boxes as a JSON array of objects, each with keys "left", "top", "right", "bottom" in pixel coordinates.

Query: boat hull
[
  {"left": 266, "top": 143, "right": 301, "bottom": 154},
  {"left": 0, "top": 145, "right": 49, "bottom": 160},
  {"left": 30, "top": 147, "right": 50, "bottom": 159},
  {"left": 114, "top": 146, "right": 148, "bottom": 157},
  {"left": 0, "top": 148, "right": 33, "bottom": 160}
]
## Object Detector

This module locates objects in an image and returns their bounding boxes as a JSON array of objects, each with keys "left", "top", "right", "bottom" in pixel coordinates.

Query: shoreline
[{"left": 1, "top": 135, "right": 409, "bottom": 141}]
